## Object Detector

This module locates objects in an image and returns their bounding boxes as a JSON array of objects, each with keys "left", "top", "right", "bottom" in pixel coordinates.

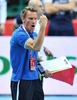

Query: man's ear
[
  {"left": 22, "top": 20, "right": 25, "bottom": 23},
  {"left": 21, "top": 17, "right": 25, "bottom": 23}
]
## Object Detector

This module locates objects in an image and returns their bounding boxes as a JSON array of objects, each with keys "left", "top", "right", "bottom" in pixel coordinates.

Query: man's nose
[{"left": 32, "top": 19, "right": 37, "bottom": 23}]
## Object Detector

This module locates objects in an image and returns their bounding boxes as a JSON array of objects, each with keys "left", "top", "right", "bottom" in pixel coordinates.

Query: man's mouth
[{"left": 31, "top": 25, "right": 35, "bottom": 27}]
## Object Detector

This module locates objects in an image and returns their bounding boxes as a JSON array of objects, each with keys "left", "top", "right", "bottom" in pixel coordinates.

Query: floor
[{"left": 0, "top": 95, "right": 77, "bottom": 100}]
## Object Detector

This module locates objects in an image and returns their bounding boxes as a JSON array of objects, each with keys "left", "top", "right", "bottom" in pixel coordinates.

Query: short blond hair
[{"left": 21, "top": 6, "right": 37, "bottom": 18}]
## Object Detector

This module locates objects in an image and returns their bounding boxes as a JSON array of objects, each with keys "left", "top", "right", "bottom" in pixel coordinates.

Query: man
[
  {"left": 0, "top": 0, "right": 7, "bottom": 35},
  {"left": 11, "top": 1, "right": 52, "bottom": 100},
  {"left": 42, "top": 0, "right": 75, "bottom": 36},
  {"left": 28, "top": 0, "right": 53, "bottom": 60},
  {"left": 12, "top": 0, "right": 52, "bottom": 59},
  {"left": 10, "top": 6, "right": 51, "bottom": 100}
]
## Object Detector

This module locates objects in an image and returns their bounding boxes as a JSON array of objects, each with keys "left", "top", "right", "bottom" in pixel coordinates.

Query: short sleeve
[{"left": 15, "top": 32, "right": 29, "bottom": 48}]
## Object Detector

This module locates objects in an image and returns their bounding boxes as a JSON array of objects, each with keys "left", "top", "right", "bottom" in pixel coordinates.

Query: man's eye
[{"left": 28, "top": 18, "right": 33, "bottom": 20}]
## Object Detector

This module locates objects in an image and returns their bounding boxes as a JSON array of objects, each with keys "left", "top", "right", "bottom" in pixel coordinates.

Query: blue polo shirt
[{"left": 10, "top": 25, "right": 39, "bottom": 82}]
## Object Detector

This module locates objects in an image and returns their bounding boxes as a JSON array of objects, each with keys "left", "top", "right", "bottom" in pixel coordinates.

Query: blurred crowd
[
  {"left": 0, "top": 0, "right": 7, "bottom": 35},
  {"left": 0, "top": 0, "right": 77, "bottom": 36}
]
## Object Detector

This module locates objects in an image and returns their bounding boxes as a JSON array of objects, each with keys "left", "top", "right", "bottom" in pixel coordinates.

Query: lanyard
[
  {"left": 20, "top": 25, "right": 36, "bottom": 57},
  {"left": 20, "top": 25, "right": 37, "bottom": 70},
  {"left": 20, "top": 24, "right": 32, "bottom": 38}
]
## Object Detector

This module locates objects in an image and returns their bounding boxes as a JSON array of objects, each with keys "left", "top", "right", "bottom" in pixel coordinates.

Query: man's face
[
  {"left": 23, "top": 10, "right": 37, "bottom": 32},
  {"left": 36, "top": 1, "right": 44, "bottom": 17}
]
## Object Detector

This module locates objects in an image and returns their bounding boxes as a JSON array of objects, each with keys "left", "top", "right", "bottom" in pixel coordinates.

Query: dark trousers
[
  {"left": 18, "top": 79, "right": 44, "bottom": 100},
  {"left": 10, "top": 81, "right": 18, "bottom": 100}
]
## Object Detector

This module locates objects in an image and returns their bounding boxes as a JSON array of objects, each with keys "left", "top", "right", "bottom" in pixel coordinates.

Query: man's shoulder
[{"left": 11, "top": 27, "right": 24, "bottom": 38}]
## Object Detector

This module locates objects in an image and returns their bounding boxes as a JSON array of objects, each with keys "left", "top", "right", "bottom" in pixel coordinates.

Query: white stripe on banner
[{"left": 0, "top": 36, "right": 77, "bottom": 95}]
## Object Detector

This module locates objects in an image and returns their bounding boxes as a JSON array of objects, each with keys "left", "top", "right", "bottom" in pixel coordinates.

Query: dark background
[{"left": 7, "top": 0, "right": 29, "bottom": 18}]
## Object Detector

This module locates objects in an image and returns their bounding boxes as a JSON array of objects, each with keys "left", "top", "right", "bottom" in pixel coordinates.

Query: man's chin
[{"left": 30, "top": 27, "right": 35, "bottom": 32}]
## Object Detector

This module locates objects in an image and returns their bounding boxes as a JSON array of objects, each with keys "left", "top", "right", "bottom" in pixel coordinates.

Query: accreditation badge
[{"left": 30, "top": 57, "right": 36, "bottom": 71}]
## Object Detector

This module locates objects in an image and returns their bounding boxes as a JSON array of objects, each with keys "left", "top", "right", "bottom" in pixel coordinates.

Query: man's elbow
[{"left": 33, "top": 46, "right": 41, "bottom": 51}]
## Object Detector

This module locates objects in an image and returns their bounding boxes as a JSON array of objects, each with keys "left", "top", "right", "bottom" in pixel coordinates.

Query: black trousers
[
  {"left": 10, "top": 81, "right": 18, "bottom": 100},
  {"left": 18, "top": 79, "right": 44, "bottom": 100}
]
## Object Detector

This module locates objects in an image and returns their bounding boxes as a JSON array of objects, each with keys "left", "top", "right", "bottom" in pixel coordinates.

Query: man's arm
[
  {"left": 56, "top": 1, "right": 75, "bottom": 11},
  {"left": 25, "top": 15, "right": 48, "bottom": 51},
  {"left": 44, "top": 0, "right": 75, "bottom": 14}
]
